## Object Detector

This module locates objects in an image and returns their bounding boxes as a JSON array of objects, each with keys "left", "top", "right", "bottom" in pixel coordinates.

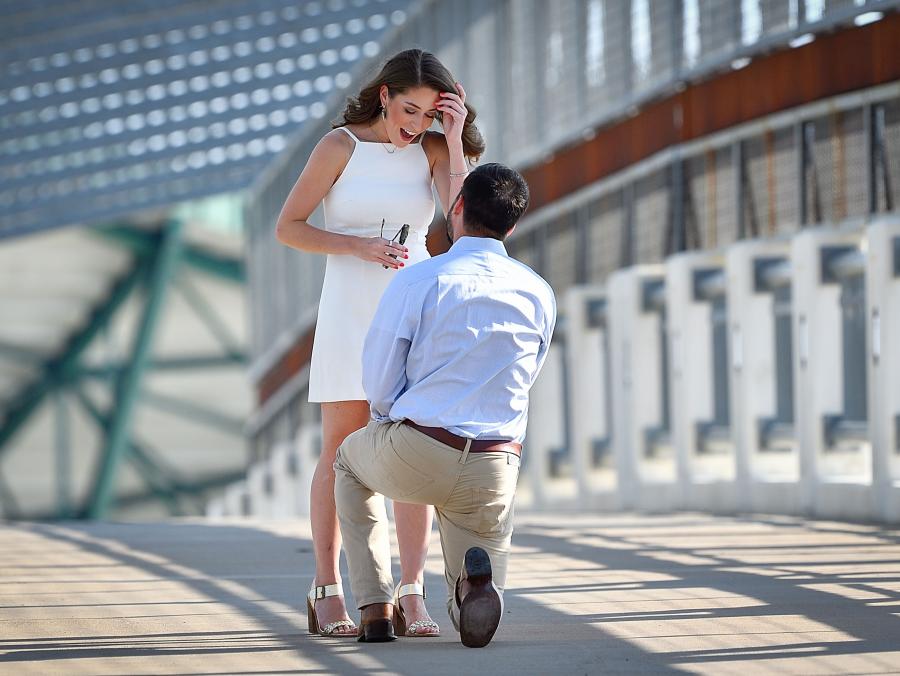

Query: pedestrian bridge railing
[{"left": 208, "top": 217, "right": 900, "bottom": 524}]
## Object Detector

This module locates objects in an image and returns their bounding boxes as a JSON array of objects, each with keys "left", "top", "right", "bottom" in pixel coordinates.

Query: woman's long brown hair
[{"left": 334, "top": 48, "right": 485, "bottom": 162}]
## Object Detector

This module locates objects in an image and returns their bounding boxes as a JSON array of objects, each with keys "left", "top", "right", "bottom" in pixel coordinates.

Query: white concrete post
[
  {"left": 725, "top": 238, "right": 801, "bottom": 515},
  {"left": 791, "top": 226, "right": 871, "bottom": 520},
  {"left": 565, "top": 286, "right": 617, "bottom": 509},
  {"left": 608, "top": 266, "right": 678, "bottom": 511},
  {"left": 665, "top": 251, "right": 736, "bottom": 512},
  {"left": 866, "top": 216, "right": 900, "bottom": 523}
]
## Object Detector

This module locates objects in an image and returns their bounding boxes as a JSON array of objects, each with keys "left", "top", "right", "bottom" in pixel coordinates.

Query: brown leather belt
[{"left": 402, "top": 420, "right": 522, "bottom": 457}]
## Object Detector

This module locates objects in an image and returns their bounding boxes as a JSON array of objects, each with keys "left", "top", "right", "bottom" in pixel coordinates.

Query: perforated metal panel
[
  {"left": 633, "top": 169, "right": 669, "bottom": 264},
  {"left": 503, "top": 0, "right": 538, "bottom": 165},
  {"left": 758, "top": 0, "right": 799, "bottom": 36},
  {"left": 632, "top": 0, "right": 678, "bottom": 94},
  {"left": 770, "top": 126, "right": 801, "bottom": 234},
  {"left": 587, "top": 192, "right": 625, "bottom": 283},
  {"left": 807, "top": 112, "right": 867, "bottom": 225},
  {"left": 463, "top": 0, "right": 502, "bottom": 161},
  {"left": 685, "top": 153, "right": 710, "bottom": 249},
  {"left": 881, "top": 100, "right": 900, "bottom": 212},
  {"left": 0, "top": 0, "right": 414, "bottom": 238},
  {"left": 712, "top": 145, "right": 740, "bottom": 246},
  {"left": 544, "top": 214, "right": 578, "bottom": 295},
  {"left": 695, "top": 0, "right": 741, "bottom": 67},
  {"left": 542, "top": 0, "right": 581, "bottom": 147},
  {"left": 507, "top": 229, "right": 537, "bottom": 272}
]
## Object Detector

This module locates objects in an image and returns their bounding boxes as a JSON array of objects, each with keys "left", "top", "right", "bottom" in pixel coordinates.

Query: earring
[{"left": 380, "top": 105, "right": 386, "bottom": 120}]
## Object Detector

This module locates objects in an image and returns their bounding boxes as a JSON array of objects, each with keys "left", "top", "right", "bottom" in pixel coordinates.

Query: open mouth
[{"left": 399, "top": 127, "right": 416, "bottom": 142}]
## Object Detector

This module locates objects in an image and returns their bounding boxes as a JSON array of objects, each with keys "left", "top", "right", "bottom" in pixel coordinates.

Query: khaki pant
[{"left": 333, "top": 420, "right": 520, "bottom": 620}]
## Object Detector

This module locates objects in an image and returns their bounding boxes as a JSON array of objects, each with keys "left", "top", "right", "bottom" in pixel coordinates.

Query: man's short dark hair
[{"left": 460, "top": 163, "right": 529, "bottom": 239}]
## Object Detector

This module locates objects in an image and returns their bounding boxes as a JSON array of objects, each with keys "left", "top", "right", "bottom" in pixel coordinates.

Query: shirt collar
[{"left": 450, "top": 235, "right": 509, "bottom": 257}]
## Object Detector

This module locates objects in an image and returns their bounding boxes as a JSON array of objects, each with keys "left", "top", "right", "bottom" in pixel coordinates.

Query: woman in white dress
[{"left": 275, "top": 49, "right": 484, "bottom": 637}]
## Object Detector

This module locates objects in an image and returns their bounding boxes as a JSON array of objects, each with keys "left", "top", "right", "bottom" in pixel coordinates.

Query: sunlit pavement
[{"left": 2, "top": 513, "right": 900, "bottom": 675}]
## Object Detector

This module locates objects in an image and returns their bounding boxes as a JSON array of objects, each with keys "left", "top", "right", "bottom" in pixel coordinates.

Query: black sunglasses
[{"left": 381, "top": 219, "right": 410, "bottom": 269}]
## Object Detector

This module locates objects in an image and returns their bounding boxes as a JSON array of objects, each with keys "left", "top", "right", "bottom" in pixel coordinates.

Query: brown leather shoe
[
  {"left": 357, "top": 603, "right": 397, "bottom": 643},
  {"left": 456, "top": 547, "right": 503, "bottom": 648}
]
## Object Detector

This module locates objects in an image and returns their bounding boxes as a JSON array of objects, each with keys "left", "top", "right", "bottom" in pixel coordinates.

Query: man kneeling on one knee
[{"left": 333, "top": 163, "right": 557, "bottom": 647}]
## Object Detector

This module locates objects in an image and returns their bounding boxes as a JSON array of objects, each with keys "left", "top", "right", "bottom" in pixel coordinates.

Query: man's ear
[
  {"left": 507, "top": 223, "right": 516, "bottom": 237},
  {"left": 453, "top": 195, "right": 464, "bottom": 216}
]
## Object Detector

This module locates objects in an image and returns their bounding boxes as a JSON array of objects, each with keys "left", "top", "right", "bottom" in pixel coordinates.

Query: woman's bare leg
[
  {"left": 313, "top": 402, "right": 436, "bottom": 633},
  {"left": 395, "top": 501, "right": 438, "bottom": 634},
  {"left": 309, "top": 400, "right": 370, "bottom": 633}
]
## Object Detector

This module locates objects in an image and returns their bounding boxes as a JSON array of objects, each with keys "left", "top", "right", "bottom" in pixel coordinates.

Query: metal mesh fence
[
  {"left": 587, "top": 192, "right": 625, "bottom": 283},
  {"left": 878, "top": 99, "right": 899, "bottom": 213},
  {"left": 633, "top": 169, "right": 669, "bottom": 264},
  {"left": 771, "top": 126, "right": 801, "bottom": 234},
  {"left": 514, "top": 86, "right": 899, "bottom": 302},
  {"left": 542, "top": 0, "right": 582, "bottom": 148},
  {"left": 842, "top": 108, "right": 870, "bottom": 220},
  {"left": 544, "top": 214, "right": 578, "bottom": 294},
  {"left": 242, "top": 0, "right": 900, "bottom": 363},
  {"left": 712, "top": 145, "right": 740, "bottom": 247}
]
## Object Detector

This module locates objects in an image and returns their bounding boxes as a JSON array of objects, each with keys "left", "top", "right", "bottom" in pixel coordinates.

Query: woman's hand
[
  {"left": 352, "top": 236, "right": 409, "bottom": 269},
  {"left": 437, "top": 82, "right": 467, "bottom": 150}
]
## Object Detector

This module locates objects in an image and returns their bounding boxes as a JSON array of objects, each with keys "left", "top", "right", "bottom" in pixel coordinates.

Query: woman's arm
[
  {"left": 426, "top": 83, "right": 472, "bottom": 255},
  {"left": 274, "top": 130, "right": 408, "bottom": 268}
]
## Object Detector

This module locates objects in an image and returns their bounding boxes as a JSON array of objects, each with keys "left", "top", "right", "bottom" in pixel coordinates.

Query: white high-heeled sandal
[
  {"left": 393, "top": 582, "right": 440, "bottom": 637},
  {"left": 306, "top": 582, "right": 357, "bottom": 637}
]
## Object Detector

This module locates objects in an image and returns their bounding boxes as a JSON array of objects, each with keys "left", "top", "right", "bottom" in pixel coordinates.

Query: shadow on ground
[{"left": 1, "top": 513, "right": 899, "bottom": 674}]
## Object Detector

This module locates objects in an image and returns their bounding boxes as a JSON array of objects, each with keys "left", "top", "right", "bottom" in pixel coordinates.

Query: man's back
[{"left": 363, "top": 235, "right": 556, "bottom": 442}]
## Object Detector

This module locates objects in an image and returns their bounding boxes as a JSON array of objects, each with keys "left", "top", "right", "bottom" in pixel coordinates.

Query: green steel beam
[
  {"left": 0, "top": 255, "right": 149, "bottom": 459},
  {"left": 86, "top": 219, "right": 184, "bottom": 519},
  {"left": 74, "top": 385, "right": 242, "bottom": 516},
  {"left": 75, "top": 386, "right": 182, "bottom": 516},
  {"left": 126, "top": 445, "right": 183, "bottom": 516},
  {"left": 71, "top": 353, "right": 247, "bottom": 380},
  {"left": 95, "top": 224, "right": 244, "bottom": 283},
  {"left": 175, "top": 275, "right": 243, "bottom": 354},
  {"left": 75, "top": 385, "right": 182, "bottom": 481},
  {"left": 53, "top": 390, "right": 73, "bottom": 520},
  {"left": 74, "top": 367, "right": 183, "bottom": 518},
  {"left": 141, "top": 389, "right": 245, "bottom": 435}
]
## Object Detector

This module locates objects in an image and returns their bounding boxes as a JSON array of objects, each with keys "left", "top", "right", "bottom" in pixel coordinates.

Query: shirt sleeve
[
  {"left": 362, "top": 276, "right": 418, "bottom": 421},
  {"left": 534, "top": 286, "right": 558, "bottom": 377}
]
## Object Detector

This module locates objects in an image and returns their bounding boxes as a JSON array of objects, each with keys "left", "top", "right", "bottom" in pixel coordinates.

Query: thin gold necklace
[{"left": 373, "top": 115, "right": 396, "bottom": 154}]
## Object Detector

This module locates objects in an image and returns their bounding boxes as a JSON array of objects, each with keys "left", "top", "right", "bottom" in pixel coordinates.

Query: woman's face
[{"left": 380, "top": 85, "right": 441, "bottom": 146}]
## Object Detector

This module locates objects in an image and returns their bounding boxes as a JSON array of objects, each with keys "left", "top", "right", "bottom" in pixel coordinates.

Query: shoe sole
[{"left": 459, "top": 547, "right": 502, "bottom": 648}]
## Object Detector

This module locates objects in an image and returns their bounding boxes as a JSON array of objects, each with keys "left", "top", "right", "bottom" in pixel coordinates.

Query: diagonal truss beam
[
  {"left": 86, "top": 219, "right": 184, "bottom": 519},
  {"left": 73, "top": 386, "right": 241, "bottom": 518},
  {"left": 0, "top": 254, "right": 150, "bottom": 459},
  {"left": 95, "top": 224, "right": 244, "bottom": 283},
  {"left": 74, "top": 387, "right": 182, "bottom": 517},
  {"left": 174, "top": 274, "right": 243, "bottom": 354}
]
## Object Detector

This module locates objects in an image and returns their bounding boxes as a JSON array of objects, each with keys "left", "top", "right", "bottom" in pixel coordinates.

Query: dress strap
[{"left": 336, "top": 126, "right": 360, "bottom": 143}]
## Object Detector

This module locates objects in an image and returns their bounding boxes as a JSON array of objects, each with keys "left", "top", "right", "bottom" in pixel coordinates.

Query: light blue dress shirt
[{"left": 362, "top": 235, "right": 557, "bottom": 443}]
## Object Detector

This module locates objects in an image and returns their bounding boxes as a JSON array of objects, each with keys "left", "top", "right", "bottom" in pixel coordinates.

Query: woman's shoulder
[
  {"left": 422, "top": 130, "right": 446, "bottom": 149},
  {"left": 302, "top": 128, "right": 355, "bottom": 179},
  {"left": 321, "top": 127, "right": 356, "bottom": 152},
  {"left": 421, "top": 130, "right": 448, "bottom": 163}
]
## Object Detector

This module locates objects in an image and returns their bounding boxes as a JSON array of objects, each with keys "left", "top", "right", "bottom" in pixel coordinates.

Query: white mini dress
[{"left": 308, "top": 126, "right": 436, "bottom": 402}]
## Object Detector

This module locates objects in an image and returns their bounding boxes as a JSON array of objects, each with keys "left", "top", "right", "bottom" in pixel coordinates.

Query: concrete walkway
[{"left": 2, "top": 512, "right": 900, "bottom": 675}]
